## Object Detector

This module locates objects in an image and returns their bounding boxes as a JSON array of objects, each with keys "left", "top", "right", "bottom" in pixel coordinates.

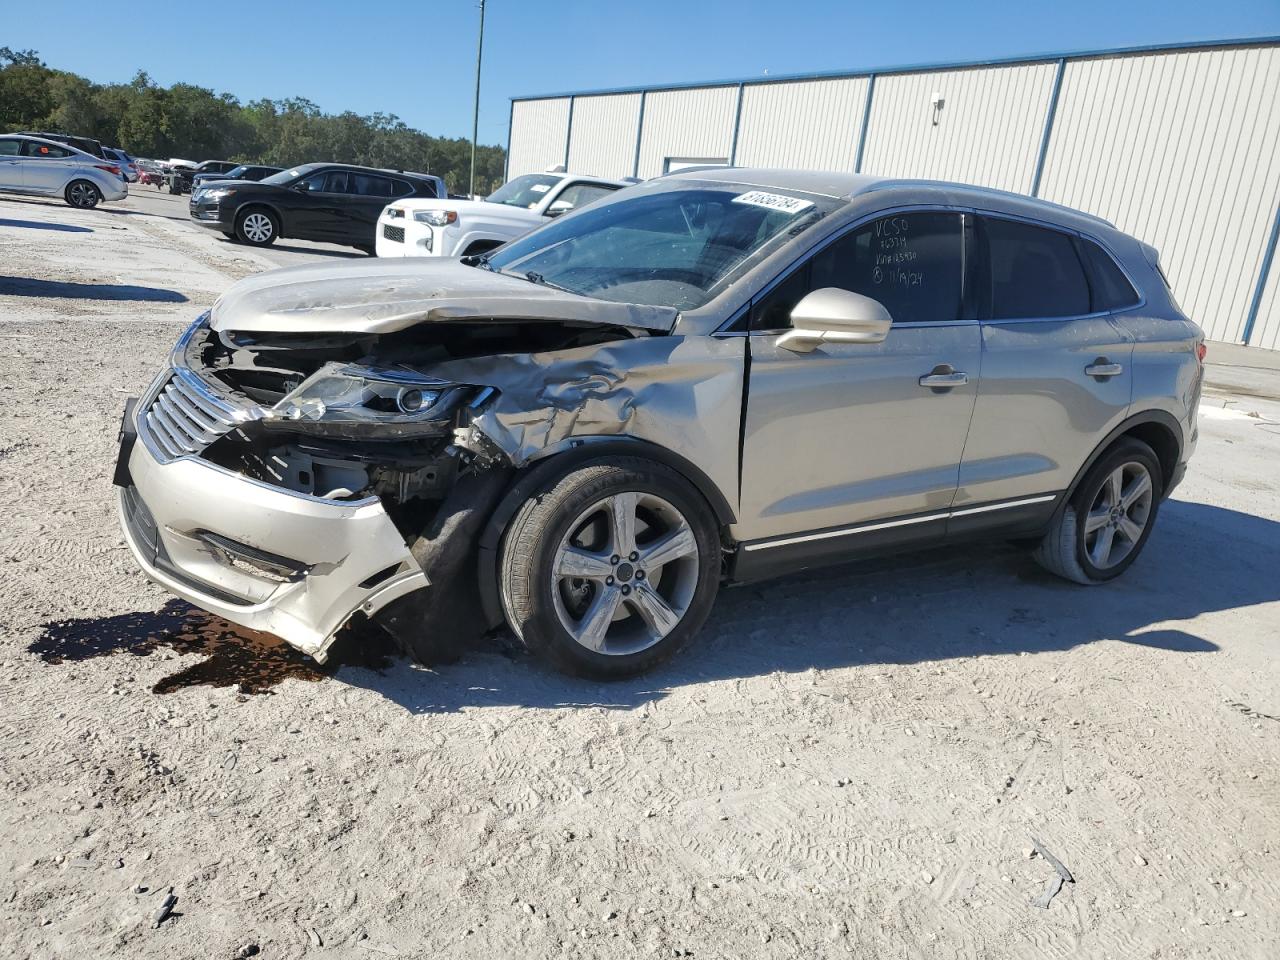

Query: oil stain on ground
[{"left": 30, "top": 600, "right": 395, "bottom": 694}]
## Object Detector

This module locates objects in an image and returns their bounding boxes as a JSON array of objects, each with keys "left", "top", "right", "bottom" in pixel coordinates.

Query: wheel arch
[
  {"left": 459, "top": 237, "right": 506, "bottom": 257},
  {"left": 1059, "top": 410, "right": 1184, "bottom": 518},
  {"left": 474, "top": 436, "right": 736, "bottom": 629}
]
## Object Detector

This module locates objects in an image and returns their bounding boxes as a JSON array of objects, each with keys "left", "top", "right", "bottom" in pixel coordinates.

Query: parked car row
[{"left": 185, "top": 162, "right": 631, "bottom": 255}]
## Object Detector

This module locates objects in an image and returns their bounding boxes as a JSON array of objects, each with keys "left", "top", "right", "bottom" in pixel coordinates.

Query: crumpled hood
[{"left": 209, "top": 257, "right": 677, "bottom": 334}]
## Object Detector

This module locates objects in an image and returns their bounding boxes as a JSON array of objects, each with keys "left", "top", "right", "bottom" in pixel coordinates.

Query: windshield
[
  {"left": 224, "top": 165, "right": 250, "bottom": 178},
  {"left": 485, "top": 182, "right": 835, "bottom": 310},
  {"left": 485, "top": 174, "right": 562, "bottom": 209},
  {"left": 262, "top": 167, "right": 308, "bottom": 186}
]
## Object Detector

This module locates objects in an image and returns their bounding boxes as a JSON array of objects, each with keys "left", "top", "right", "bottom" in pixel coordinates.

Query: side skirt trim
[{"left": 742, "top": 494, "right": 1058, "bottom": 552}]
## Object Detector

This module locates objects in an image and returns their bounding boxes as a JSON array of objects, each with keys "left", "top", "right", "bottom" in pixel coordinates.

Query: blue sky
[{"left": 6, "top": 0, "right": 1278, "bottom": 146}]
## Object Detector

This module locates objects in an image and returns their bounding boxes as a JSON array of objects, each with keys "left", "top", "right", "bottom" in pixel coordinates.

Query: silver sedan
[{"left": 0, "top": 134, "right": 128, "bottom": 208}]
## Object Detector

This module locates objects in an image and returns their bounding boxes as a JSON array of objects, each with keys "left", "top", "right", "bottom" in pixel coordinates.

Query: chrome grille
[
  {"left": 383, "top": 224, "right": 405, "bottom": 243},
  {"left": 141, "top": 369, "right": 251, "bottom": 462}
]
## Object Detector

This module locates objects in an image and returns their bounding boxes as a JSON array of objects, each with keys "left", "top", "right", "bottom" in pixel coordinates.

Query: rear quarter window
[{"left": 1078, "top": 238, "right": 1140, "bottom": 311}]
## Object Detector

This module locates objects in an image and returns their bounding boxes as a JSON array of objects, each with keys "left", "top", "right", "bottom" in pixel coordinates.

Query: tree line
[{"left": 0, "top": 48, "right": 507, "bottom": 195}]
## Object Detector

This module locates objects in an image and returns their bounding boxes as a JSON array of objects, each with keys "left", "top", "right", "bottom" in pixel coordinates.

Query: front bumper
[
  {"left": 188, "top": 198, "right": 232, "bottom": 228},
  {"left": 375, "top": 217, "right": 442, "bottom": 258},
  {"left": 116, "top": 401, "right": 427, "bottom": 662}
]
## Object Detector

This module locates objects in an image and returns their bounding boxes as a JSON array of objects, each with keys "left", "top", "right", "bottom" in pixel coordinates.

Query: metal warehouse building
[{"left": 505, "top": 37, "right": 1280, "bottom": 349}]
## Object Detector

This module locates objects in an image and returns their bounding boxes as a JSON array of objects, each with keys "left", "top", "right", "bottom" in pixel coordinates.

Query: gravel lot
[{"left": 1, "top": 191, "right": 1278, "bottom": 960}]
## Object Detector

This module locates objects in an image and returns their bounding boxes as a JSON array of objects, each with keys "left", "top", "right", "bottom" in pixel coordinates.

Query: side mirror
[
  {"left": 778, "top": 288, "right": 893, "bottom": 353},
  {"left": 545, "top": 199, "right": 574, "bottom": 218}
]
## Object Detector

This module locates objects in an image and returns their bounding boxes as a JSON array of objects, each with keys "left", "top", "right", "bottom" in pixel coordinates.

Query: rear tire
[
  {"left": 499, "top": 457, "right": 722, "bottom": 679},
  {"left": 1033, "top": 438, "right": 1162, "bottom": 584},
  {"left": 235, "top": 207, "right": 278, "bottom": 246},
  {"left": 65, "top": 180, "right": 101, "bottom": 209}
]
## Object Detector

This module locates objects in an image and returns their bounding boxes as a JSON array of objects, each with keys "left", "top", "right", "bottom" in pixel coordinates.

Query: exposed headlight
[
  {"left": 413, "top": 210, "right": 457, "bottom": 226},
  {"left": 198, "top": 187, "right": 232, "bottom": 202},
  {"left": 273, "top": 363, "right": 453, "bottom": 430}
]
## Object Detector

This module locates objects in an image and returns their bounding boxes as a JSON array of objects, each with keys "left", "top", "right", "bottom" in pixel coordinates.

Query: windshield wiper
[{"left": 500, "top": 269, "right": 571, "bottom": 293}]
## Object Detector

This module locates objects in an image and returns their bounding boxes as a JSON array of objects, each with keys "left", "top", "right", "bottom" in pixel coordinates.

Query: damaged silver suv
[{"left": 116, "top": 168, "right": 1203, "bottom": 678}]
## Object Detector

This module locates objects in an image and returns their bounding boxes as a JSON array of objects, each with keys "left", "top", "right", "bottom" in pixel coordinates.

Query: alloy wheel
[
  {"left": 551, "top": 491, "right": 700, "bottom": 656},
  {"left": 1083, "top": 461, "right": 1153, "bottom": 569},
  {"left": 242, "top": 213, "right": 274, "bottom": 243},
  {"left": 68, "top": 182, "right": 97, "bottom": 208}
]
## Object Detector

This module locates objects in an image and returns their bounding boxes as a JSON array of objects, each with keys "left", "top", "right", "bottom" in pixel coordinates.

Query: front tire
[
  {"left": 499, "top": 458, "right": 722, "bottom": 679},
  {"left": 65, "top": 180, "right": 101, "bottom": 209},
  {"left": 1034, "top": 438, "right": 1162, "bottom": 584},
  {"left": 235, "top": 207, "right": 278, "bottom": 246}
]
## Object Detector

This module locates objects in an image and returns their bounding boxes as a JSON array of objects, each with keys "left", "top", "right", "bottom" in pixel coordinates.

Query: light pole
[{"left": 469, "top": 0, "right": 486, "bottom": 198}]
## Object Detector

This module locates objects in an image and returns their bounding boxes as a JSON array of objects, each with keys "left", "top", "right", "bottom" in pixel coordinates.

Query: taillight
[
  {"left": 1197, "top": 342, "right": 1207, "bottom": 363},
  {"left": 95, "top": 164, "right": 121, "bottom": 176}
]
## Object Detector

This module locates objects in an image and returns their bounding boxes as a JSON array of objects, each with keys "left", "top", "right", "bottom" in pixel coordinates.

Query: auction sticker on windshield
[{"left": 732, "top": 191, "right": 814, "bottom": 214}]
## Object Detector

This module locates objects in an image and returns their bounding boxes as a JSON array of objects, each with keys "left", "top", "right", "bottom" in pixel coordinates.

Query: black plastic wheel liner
[{"left": 374, "top": 467, "right": 513, "bottom": 664}]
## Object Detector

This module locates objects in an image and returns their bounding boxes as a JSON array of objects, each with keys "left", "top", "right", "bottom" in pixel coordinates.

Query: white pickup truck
[{"left": 375, "top": 170, "right": 628, "bottom": 259}]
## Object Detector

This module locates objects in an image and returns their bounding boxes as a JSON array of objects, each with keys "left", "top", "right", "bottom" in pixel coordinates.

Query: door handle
[
  {"left": 1085, "top": 360, "right": 1124, "bottom": 379},
  {"left": 919, "top": 365, "right": 969, "bottom": 390}
]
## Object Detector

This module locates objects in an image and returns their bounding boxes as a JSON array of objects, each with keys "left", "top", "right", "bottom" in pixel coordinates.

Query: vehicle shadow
[
  {"left": 30, "top": 500, "right": 1276, "bottom": 709},
  {"left": 0, "top": 276, "right": 188, "bottom": 302},
  {"left": 0, "top": 217, "right": 93, "bottom": 234},
  {"left": 212, "top": 238, "right": 364, "bottom": 260}
]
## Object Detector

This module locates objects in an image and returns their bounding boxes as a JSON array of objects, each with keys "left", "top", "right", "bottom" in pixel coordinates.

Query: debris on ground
[
  {"left": 1032, "top": 875, "right": 1065, "bottom": 910},
  {"left": 153, "top": 890, "right": 178, "bottom": 928},
  {"left": 1029, "top": 836, "right": 1074, "bottom": 883}
]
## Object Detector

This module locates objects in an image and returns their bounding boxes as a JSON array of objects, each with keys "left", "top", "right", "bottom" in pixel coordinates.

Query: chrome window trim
[{"left": 741, "top": 494, "right": 1058, "bottom": 551}]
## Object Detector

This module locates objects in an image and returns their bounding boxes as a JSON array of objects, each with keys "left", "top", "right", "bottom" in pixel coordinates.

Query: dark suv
[{"left": 188, "top": 162, "right": 446, "bottom": 253}]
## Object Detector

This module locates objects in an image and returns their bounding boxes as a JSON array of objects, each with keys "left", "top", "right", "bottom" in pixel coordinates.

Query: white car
[
  {"left": 0, "top": 134, "right": 128, "bottom": 208},
  {"left": 375, "top": 170, "right": 628, "bottom": 259}
]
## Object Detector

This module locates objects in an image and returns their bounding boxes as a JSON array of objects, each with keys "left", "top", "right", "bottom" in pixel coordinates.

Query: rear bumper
[{"left": 116, "top": 403, "right": 427, "bottom": 661}]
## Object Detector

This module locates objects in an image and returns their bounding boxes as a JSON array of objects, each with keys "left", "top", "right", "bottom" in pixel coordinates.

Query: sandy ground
[{"left": 1, "top": 191, "right": 1278, "bottom": 960}]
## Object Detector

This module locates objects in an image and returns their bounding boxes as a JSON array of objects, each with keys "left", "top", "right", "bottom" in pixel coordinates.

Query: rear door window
[
  {"left": 0, "top": 139, "right": 21, "bottom": 157},
  {"left": 980, "top": 216, "right": 1091, "bottom": 319},
  {"left": 751, "top": 211, "right": 966, "bottom": 329},
  {"left": 23, "top": 142, "right": 72, "bottom": 159},
  {"left": 349, "top": 173, "right": 397, "bottom": 198}
]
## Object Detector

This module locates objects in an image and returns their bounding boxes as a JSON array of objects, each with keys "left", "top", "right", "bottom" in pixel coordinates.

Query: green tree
[{"left": 2, "top": 51, "right": 507, "bottom": 189}]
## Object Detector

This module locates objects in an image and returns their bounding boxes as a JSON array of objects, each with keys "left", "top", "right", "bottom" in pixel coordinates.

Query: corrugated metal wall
[
  {"left": 508, "top": 40, "right": 1280, "bottom": 347},
  {"left": 635, "top": 87, "right": 739, "bottom": 179},
  {"left": 861, "top": 63, "right": 1057, "bottom": 194},
  {"left": 506, "top": 98, "right": 571, "bottom": 179},
  {"left": 734, "top": 77, "right": 869, "bottom": 171},
  {"left": 1040, "top": 46, "right": 1280, "bottom": 344},
  {"left": 566, "top": 93, "right": 643, "bottom": 180}
]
